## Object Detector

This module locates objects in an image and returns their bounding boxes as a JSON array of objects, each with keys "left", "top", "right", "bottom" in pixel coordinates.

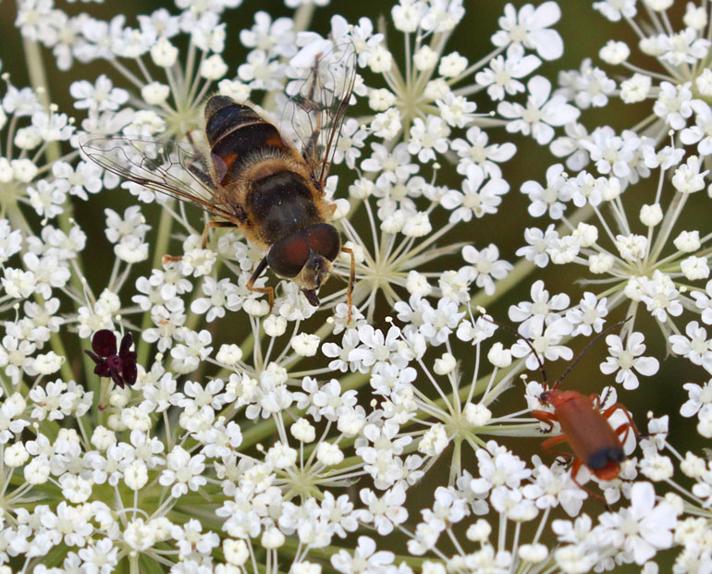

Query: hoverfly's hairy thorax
[
  {"left": 238, "top": 155, "right": 311, "bottom": 186},
  {"left": 246, "top": 170, "right": 322, "bottom": 245}
]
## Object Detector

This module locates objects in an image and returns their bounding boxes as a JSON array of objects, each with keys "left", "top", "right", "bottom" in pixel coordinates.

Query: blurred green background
[{"left": 1, "top": 0, "right": 707, "bottom": 567}]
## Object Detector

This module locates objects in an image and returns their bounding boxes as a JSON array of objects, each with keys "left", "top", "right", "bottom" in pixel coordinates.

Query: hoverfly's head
[
  {"left": 297, "top": 252, "right": 333, "bottom": 306},
  {"left": 267, "top": 223, "right": 341, "bottom": 308}
]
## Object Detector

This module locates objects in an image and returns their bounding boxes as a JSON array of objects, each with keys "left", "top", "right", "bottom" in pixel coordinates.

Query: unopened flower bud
[
  {"left": 487, "top": 342, "right": 512, "bottom": 368},
  {"left": 464, "top": 403, "right": 492, "bottom": 427},
  {"left": 519, "top": 543, "right": 548, "bottom": 563},
  {"left": 316, "top": 442, "right": 344, "bottom": 466},
  {"left": 150, "top": 39, "right": 178, "bottom": 67},
  {"left": 291, "top": 333, "right": 320, "bottom": 357},
  {"left": 599, "top": 40, "right": 629, "bottom": 65},
  {"left": 418, "top": 423, "right": 448, "bottom": 456},
  {"left": 216, "top": 344, "right": 243, "bottom": 366},
  {"left": 141, "top": 82, "right": 170, "bottom": 105},
  {"left": 224, "top": 539, "right": 249, "bottom": 566},
  {"left": 466, "top": 519, "right": 492, "bottom": 542},
  {"left": 124, "top": 460, "right": 148, "bottom": 490},
  {"left": 413, "top": 46, "right": 437, "bottom": 70},
  {"left": 680, "top": 256, "right": 710, "bottom": 281},
  {"left": 589, "top": 253, "right": 614, "bottom": 274},
  {"left": 673, "top": 230, "right": 700, "bottom": 252},
  {"left": 640, "top": 203, "right": 663, "bottom": 226},
  {"left": 261, "top": 528, "right": 285, "bottom": 549},
  {"left": 290, "top": 418, "right": 316, "bottom": 443},
  {"left": 433, "top": 352, "right": 456, "bottom": 375},
  {"left": 4, "top": 442, "right": 28, "bottom": 467}
]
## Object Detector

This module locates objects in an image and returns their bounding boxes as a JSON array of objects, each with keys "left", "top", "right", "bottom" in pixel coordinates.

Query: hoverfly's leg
[
  {"left": 162, "top": 254, "right": 183, "bottom": 265},
  {"left": 341, "top": 246, "right": 356, "bottom": 324},
  {"left": 247, "top": 256, "right": 275, "bottom": 311},
  {"left": 302, "top": 132, "right": 319, "bottom": 162},
  {"left": 161, "top": 221, "right": 233, "bottom": 266},
  {"left": 201, "top": 220, "right": 234, "bottom": 249},
  {"left": 307, "top": 54, "right": 321, "bottom": 101}
]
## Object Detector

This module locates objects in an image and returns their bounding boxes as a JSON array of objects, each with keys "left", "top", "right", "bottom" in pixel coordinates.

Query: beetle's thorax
[{"left": 540, "top": 389, "right": 585, "bottom": 408}]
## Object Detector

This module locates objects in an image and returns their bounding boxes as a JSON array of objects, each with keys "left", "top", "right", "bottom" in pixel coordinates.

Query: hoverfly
[{"left": 81, "top": 46, "right": 357, "bottom": 318}]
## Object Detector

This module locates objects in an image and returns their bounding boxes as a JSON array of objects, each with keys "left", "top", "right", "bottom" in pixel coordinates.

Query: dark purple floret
[{"left": 85, "top": 329, "right": 138, "bottom": 388}]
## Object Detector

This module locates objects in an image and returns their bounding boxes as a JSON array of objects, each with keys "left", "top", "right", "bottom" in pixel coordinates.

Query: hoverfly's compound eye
[
  {"left": 304, "top": 223, "right": 341, "bottom": 262},
  {"left": 267, "top": 234, "right": 310, "bottom": 278}
]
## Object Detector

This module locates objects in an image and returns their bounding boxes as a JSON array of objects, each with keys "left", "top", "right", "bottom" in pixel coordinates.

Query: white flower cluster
[
  {"left": 518, "top": 0, "right": 712, "bottom": 381},
  {"left": 0, "top": 0, "right": 710, "bottom": 572}
]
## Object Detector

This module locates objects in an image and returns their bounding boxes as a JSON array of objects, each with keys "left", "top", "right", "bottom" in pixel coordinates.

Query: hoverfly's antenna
[
  {"left": 552, "top": 317, "right": 632, "bottom": 390},
  {"left": 476, "top": 308, "right": 549, "bottom": 385}
]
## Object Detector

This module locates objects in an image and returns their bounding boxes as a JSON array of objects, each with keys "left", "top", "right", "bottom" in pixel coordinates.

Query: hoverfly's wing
[
  {"left": 283, "top": 42, "right": 357, "bottom": 192},
  {"left": 79, "top": 137, "right": 239, "bottom": 223}
]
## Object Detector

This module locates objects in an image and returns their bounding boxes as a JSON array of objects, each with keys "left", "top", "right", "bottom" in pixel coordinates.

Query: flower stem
[
  {"left": 22, "top": 34, "right": 96, "bottom": 386},
  {"left": 137, "top": 202, "right": 175, "bottom": 367}
]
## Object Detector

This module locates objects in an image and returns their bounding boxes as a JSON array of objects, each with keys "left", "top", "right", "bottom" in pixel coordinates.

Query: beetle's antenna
[
  {"left": 553, "top": 317, "right": 632, "bottom": 390},
  {"left": 476, "top": 309, "right": 549, "bottom": 385}
]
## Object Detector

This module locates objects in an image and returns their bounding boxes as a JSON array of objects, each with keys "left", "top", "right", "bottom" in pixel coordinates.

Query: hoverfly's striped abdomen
[{"left": 204, "top": 96, "right": 291, "bottom": 186}]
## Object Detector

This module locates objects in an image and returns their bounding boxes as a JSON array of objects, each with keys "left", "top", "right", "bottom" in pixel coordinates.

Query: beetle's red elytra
[{"left": 532, "top": 388, "right": 638, "bottom": 483}]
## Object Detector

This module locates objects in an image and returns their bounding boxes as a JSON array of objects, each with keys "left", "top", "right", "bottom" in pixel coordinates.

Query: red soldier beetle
[
  {"left": 480, "top": 312, "right": 639, "bottom": 487},
  {"left": 525, "top": 319, "right": 639, "bottom": 486},
  {"left": 533, "top": 387, "right": 638, "bottom": 484}
]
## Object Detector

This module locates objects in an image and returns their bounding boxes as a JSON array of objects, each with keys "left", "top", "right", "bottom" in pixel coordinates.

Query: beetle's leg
[
  {"left": 601, "top": 402, "right": 640, "bottom": 436},
  {"left": 247, "top": 256, "right": 274, "bottom": 311},
  {"left": 531, "top": 409, "right": 558, "bottom": 433},
  {"left": 341, "top": 246, "right": 356, "bottom": 324},
  {"left": 612, "top": 422, "right": 634, "bottom": 446},
  {"left": 599, "top": 386, "right": 613, "bottom": 407},
  {"left": 554, "top": 453, "right": 574, "bottom": 467},
  {"left": 570, "top": 458, "right": 584, "bottom": 485},
  {"left": 569, "top": 459, "right": 607, "bottom": 503},
  {"left": 590, "top": 393, "right": 601, "bottom": 410},
  {"left": 570, "top": 460, "right": 596, "bottom": 495},
  {"left": 541, "top": 434, "right": 568, "bottom": 451}
]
